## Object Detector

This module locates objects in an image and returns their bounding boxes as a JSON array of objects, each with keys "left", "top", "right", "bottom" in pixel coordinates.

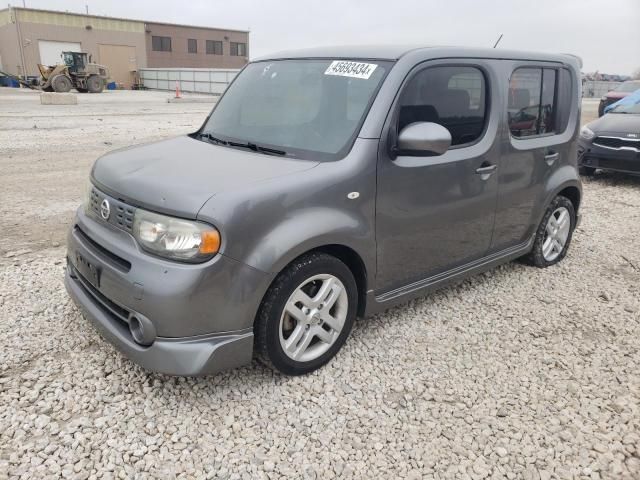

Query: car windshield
[
  {"left": 616, "top": 81, "right": 640, "bottom": 93},
  {"left": 200, "top": 59, "right": 390, "bottom": 159},
  {"left": 610, "top": 102, "right": 640, "bottom": 114}
]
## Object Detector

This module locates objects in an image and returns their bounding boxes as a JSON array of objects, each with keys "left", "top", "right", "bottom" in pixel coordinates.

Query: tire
[
  {"left": 51, "top": 74, "right": 72, "bottom": 93},
  {"left": 254, "top": 252, "right": 358, "bottom": 375},
  {"left": 522, "top": 195, "right": 576, "bottom": 268},
  {"left": 87, "top": 75, "right": 104, "bottom": 93},
  {"left": 579, "top": 165, "right": 596, "bottom": 176}
]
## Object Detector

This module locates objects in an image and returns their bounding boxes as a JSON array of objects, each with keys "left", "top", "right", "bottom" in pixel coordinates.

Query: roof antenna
[{"left": 493, "top": 33, "right": 503, "bottom": 49}]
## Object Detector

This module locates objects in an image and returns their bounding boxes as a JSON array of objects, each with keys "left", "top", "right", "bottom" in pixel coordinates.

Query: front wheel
[
  {"left": 522, "top": 195, "right": 576, "bottom": 268},
  {"left": 51, "top": 74, "right": 72, "bottom": 93},
  {"left": 254, "top": 252, "right": 357, "bottom": 375}
]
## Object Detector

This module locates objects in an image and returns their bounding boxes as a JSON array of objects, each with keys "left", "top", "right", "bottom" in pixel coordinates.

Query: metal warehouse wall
[
  {"left": 0, "top": 7, "right": 147, "bottom": 87},
  {"left": 144, "top": 22, "right": 249, "bottom": 70},
  {"left": 583, "top": 80, "right": 622, "bottom": 98},
  {"left": 139, "top": 68, "right": 239, "bottom": 95}
]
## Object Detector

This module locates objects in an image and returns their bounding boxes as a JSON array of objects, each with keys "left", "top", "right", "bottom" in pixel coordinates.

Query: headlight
[
  {"left": 579, "top": 126, "right": 595, "bottom": 141},
  {"left": 133, "top": 209, "right": 220, "bottom": 262}
]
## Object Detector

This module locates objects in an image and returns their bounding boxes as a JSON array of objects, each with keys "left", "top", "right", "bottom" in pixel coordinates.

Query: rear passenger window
[
  {"left": 398, "top": 66, "right": 487, "bottom": 146},
  {"left": 509, "top": 67, "right": 558, "bottom": 137}
]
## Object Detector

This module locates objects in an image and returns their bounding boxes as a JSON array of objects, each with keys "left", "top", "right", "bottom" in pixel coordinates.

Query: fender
[
  {"left": 239, "top": 206, "right": 375, "bottom": 285},
  {"left": 536, "top": 164, "right": 582, "bottom": 227}
]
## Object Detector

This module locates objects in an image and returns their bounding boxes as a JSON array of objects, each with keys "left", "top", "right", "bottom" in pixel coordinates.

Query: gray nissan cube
[{"left": 65, "top": 46, "right": 583, "bottom": 376}]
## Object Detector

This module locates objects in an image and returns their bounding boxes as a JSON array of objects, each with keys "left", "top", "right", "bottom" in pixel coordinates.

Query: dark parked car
[
  {"left": 598, "top": 80, "right": 640, "bottom": 116},
  {"left": 579, "top": 101, "right": 640, "bottom": 176},
  {"left": 65, "top": 46, "right": 583, "bottom": 376}
]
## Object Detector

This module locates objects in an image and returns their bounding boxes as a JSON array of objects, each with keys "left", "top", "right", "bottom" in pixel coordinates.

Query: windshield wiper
[
  {"left": 199, "top": 132, "right": 287, "bottom": 156},
  {"left": 227, "top": 140, "right": 287, "bottom": 156},
  {"left": 199, "top": 132, "right": 228, "bottom": 145}
]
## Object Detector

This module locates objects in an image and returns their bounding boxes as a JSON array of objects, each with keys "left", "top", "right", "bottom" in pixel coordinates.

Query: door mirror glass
[{"left": 396, "top": 122, "right": 452, "bottom": 156}]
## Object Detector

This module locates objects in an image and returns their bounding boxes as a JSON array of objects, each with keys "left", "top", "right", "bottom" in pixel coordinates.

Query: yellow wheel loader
[{"left": 39, "top": 51, "right": 109, "bottom": 93}]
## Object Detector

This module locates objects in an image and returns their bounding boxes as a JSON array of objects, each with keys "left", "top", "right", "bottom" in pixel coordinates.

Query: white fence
[
  {"left": 583, "top": 80, "right": 622, "bottom": 98},
  {"left": 139, "top": 68, "right": 239, "bottom": 95}
]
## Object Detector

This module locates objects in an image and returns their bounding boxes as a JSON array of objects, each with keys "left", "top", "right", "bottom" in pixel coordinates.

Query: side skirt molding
[{"left": 364, "top": 237, "right": 534, "bottom": 316}]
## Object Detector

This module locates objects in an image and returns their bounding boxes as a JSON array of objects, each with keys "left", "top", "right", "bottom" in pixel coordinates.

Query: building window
[
  {"left": 230, "top": 42, "right": 246, "bottom": 56},
  {"left": 508, "top": 67, "right": 558, "bottom": 138},
  {"left": 206, "top": 40, "right": 223, "bottom": 55},
  {"left": 188, "top": 39, "right": 197, "bottom": 54},
  {"left": 152, "top": 36, "right": 172, "bottom": 52}
]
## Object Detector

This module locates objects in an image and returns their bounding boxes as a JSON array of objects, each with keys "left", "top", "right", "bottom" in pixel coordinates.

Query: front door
[{"left": 375, "top": 62, "right": 500, "bottom": 293}]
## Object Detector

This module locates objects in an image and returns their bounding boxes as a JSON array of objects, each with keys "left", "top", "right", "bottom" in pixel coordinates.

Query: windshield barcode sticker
[{"left": 325, "top": 61, "right": 377, "bottom": 79}]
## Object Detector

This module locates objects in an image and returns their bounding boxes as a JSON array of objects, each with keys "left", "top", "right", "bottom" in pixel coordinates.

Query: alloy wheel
[
  {"left": 278, "top": 274, "right": 348, "bottom": 362},
  {"left": 542, "top": 206, "right": 571, "bottom": 262}
]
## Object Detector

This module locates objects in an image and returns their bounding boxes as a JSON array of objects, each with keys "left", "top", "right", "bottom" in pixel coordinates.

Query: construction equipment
[
  {"left": 0, "top": 70, "right": 38, "bottom": 89},
  {"left": 38, "top": 51, "right": 109, "bottom": 93}
]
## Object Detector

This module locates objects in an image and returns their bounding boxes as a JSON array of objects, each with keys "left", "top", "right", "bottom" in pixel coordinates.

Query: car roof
[{"left": 253, "top": 45, "right": 581, "bottom": 67}]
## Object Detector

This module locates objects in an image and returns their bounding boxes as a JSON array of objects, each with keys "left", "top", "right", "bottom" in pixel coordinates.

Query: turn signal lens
[{"left": 200, "top": 230, "right": 221, "bottom": 255}]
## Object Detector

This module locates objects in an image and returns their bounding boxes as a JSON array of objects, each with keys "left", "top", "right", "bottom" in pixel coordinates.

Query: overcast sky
[{"left": 16, "top": 0, "right": 640, "bottom": 75}]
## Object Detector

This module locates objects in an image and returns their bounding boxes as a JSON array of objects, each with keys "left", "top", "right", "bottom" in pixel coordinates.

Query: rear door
[
  {"left": 491, "top": 63, "right": 574, "bottom": 252},
  {"left": 375, "top": 60, "right": 501, "bottom": 292}
]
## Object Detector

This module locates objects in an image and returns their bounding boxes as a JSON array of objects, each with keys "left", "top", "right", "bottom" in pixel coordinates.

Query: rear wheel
[
  {"left": 522, "top": 195, "right": 576, "bottom": 268},
  {"left": 87, "top": 75, "right": 104, "bottom": 93},
  {"left": 51, "top": 74, "right": 72, "bottom": 93},
  {"left": 255, "top": 252, "right": 357, "bottom": 375}
]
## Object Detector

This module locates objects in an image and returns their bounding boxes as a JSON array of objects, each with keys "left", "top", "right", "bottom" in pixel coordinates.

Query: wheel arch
[
  {"left": 539, "top": 166, "right": 582, "bottom": 222},
  {"left": 256, "top": 243, "right": 369, "bottom": 319},
  {"left": 557, "top": 185, "right": 581, "bottom": 212},
  {"left": 312, "top": 244, "right": 368, "bottom": 317}
]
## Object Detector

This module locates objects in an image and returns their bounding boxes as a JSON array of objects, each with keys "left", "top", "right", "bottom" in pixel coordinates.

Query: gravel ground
[{"left": 1, "top": 90, "right": 639, "bottom": 479}]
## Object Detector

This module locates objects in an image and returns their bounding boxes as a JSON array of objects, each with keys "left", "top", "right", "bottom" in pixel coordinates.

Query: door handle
[
  {"left": 475, "top": 164, "right": 497, "bottom": 175},
  {"left": 544, "top": 152, "right": 559, "bottom": 165}
]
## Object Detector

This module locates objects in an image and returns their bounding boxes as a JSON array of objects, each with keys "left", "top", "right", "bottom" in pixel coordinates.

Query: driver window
[{"left": 398, "top": 65, "right": 487, "bottom": 146}]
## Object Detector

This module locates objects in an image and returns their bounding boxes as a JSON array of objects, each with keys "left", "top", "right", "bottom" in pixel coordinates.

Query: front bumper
[
  {"left": 578, "top": 141, "right": 640, "bottom": 174},
  {"left": 65, "top": 268, "right": 253, "bottom": 375},
  {"left": 65, "top": 206, "right": 273, "bottom": 375}
]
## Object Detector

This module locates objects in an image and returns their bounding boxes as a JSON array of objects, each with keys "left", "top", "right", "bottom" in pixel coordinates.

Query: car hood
[
  {"left": 605, "top": 91, "right": 629, "bottom": 100},
  {"left": 91, "top": 136, "right": 319, "bottom": 219},
  {"left": 588, "top": 114, "right": 640, "bottom": 136}
]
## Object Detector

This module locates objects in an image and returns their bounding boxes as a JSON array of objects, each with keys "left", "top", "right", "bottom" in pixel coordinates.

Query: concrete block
[
  {"left": 40, "top": 92, "right": 77, "bottom": 105},
  {"left": 167, "top": 96, "right": 218, "bottom": 104}
]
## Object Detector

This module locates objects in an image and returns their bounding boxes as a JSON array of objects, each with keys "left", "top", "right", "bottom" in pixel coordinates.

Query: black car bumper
[{"left": 578, "top": 141, "right": 640, "bottom": 175}]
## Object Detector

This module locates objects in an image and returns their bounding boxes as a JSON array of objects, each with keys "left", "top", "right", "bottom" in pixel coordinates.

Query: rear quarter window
[{"left": 508, "top": 66, "right": 573, "bottom": 138}]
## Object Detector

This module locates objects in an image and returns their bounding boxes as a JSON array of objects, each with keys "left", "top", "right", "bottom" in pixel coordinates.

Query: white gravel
[{"left": 1, "top": 89, "right": 639, "bottom": 479}]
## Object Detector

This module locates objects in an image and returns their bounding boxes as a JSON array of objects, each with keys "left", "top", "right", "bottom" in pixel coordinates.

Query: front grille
[
  {"left": 89, "top": 187, "right": 135, "bottom": 233},
  {"left": 75, "top": 226, "right": 131, "bottom": 272},
  {"left": 585, "top": 154, "right": 640, "bottom": 173},
  {"left": 594, "top": 136, "right": 640, "bottom": 151},
  {"left": 69, "top": 261, "right": 131, "bottom": 325},
  {"left": 596, "top": 157, "right": 640, "bottom": 173}
]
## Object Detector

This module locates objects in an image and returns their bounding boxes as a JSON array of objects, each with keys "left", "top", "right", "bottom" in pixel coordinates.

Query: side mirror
[{"left": 395, "top": 122, "right": 452, "bottom": 157}]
